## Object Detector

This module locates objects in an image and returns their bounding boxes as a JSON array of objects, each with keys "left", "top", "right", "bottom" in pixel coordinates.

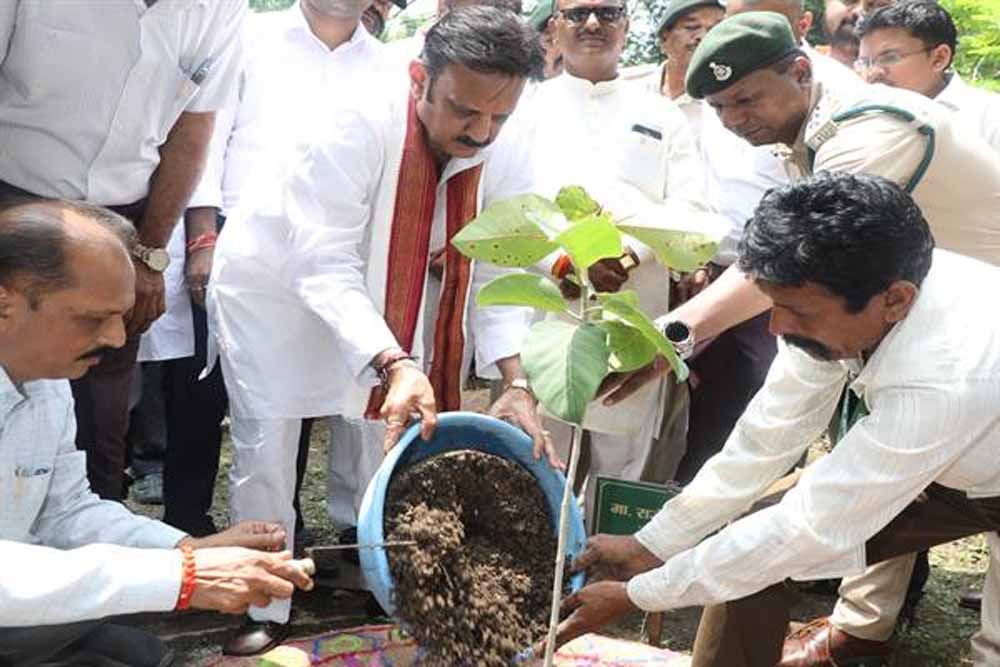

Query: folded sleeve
[{"left": 187, "top": 1, "right": 247, "bottom": 113}]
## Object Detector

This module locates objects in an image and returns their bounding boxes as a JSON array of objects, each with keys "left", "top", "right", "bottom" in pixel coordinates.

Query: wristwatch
[
  {"left": 505, "top": 377, "right": 534, "bottom": 398},
  {"left": 661, "top": 320, "right": 695, "bottom": 360},
  {"left": 132, "top": 243, "right": 170, "bottom": 273}
]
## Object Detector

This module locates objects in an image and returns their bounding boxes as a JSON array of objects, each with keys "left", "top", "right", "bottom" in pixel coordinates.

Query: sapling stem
[{"left": 542, "top": 269, "right": 592, "bottom": 666}]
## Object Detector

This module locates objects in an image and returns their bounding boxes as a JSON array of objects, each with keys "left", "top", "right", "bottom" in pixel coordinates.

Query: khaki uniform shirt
[{"left": 777, "top": 81, "right": 1000, "bottom": 266}]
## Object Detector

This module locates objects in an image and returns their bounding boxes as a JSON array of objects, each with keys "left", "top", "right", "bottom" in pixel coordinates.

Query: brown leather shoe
[
  {"left": 778, "top": 617, "right": 892, "bottom": 667},
  {"left": 222, "top": 620, "right": 290, "bottom": 656}
]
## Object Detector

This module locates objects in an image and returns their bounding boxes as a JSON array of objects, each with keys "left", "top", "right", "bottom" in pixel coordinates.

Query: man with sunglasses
[{"left": 520, "top": 0, "right": 726, "bottom": 519}]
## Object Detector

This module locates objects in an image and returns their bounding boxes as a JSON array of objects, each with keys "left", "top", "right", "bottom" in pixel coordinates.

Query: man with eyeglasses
[
  {"left": 519, "top": 0, "right": 726, "bottom": 520},
  {"left": 588, "top": 11, "right": 1000, "bottom": 666},
  {"left": 857, "top": 1, "right": 999, "bottom": 153}
]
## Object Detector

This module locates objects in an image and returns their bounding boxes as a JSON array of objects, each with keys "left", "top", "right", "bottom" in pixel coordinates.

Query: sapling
[{"left": 452, "top": 186, "right": 719, "bottom": 665}]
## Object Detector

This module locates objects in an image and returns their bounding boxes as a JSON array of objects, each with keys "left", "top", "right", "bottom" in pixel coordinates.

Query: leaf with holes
[
  {"left": 451, "top": 195, "right": 565, "bottom": 267},
  {"left": 598, "top": 320, "right": 658, "bottom": 373},
  {"left": 617, "top": 223, "right": 719, "bottom": 273},
  {"left": 522, "top": 320, "right": 611, "bottom": 424},
  {"left": 598, "top": 292, "right": 688, "bottom": 381},
  {"left": 555, "top": 185, "right": 601, "bottom": 221},
  {"left": 477, "top": 273, "right": 568, "bottom": 314},
  {"left": 554, "top": 215, "right": 623, "bottom": 274}
]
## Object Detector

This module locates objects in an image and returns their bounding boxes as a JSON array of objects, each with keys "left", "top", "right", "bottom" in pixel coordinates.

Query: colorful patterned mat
[{"left": 206, "top": 624, "right": 689, "bottom": 666}]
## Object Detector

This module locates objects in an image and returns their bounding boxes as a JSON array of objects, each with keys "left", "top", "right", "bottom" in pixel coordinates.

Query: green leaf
[
  {"left": 476, "top": 273, "right": 568, "bottom": 314},
  {"left": 598, "top": 292, "right": 689, "bottom": 381},
  {"left": 522, "top": 320, "right": 611, "bottom": 424},
  {"left": 451, "top": 195, "right": 565, "bottom": 267},
  {"left": 599, "top": 320, "right": 658, "bottom": 373},
  {"left": 554, "top": 215, "right": 623, "bottom": 274},
  {"left": 617, "top": 223, "right": 719, "bottom": 273},
  {"left": 555, "top": 186, "right": 601, "bottom": 221}
]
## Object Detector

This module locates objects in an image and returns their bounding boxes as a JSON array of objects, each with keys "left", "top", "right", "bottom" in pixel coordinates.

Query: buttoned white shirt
[
  {"left": 0, "top": 367, "right": 185, "bottom": 626},
  {"left": 936, "top": 73, "right": 1000, "bottom": 156},
  {"left": 0, "top": 0, "right": 244, "bottom": 205},
  {"left": 627, "top": 250, "right": 1000, "bottom": 611}
]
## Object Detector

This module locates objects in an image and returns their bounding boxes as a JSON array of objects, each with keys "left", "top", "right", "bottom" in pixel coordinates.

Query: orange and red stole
[{"left": 364, "top": 97, "right": 483, "bottom": 418}]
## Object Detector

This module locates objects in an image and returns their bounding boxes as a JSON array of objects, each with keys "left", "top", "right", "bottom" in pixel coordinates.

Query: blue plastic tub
[{"left": 358, "top": 411, "right": 587, "bottom": 615}]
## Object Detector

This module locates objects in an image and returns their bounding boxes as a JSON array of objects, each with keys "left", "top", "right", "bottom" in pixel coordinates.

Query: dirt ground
[{"left": 124, "top": 391, "right": 989, "bottom": 666}]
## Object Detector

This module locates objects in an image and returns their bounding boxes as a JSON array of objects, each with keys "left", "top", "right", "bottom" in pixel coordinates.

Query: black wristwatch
[{"left": 662, "top": 320, "right": 695, "bottom": 360}]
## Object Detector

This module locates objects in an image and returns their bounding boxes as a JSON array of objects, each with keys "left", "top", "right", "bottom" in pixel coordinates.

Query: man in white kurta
[
  {"left": 523, "top": 0, "right": 725, "bottom": 521},
  {"left": 208, "top": 5, "right": 548, "bottom": 648},
  {"left": 198, "top": 0, "right": 390, "bottom": 551}
]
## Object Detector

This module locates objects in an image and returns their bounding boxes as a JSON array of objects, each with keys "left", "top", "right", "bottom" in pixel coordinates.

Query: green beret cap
[
  {"left": 528, "top": 0, "right": 556, "bottom": 31},
  {"left": 685, "top": 11, "right": 799, "bottom": 99},
  {"left": 655, "top": 0, "right": 724, "bottom": 37}
]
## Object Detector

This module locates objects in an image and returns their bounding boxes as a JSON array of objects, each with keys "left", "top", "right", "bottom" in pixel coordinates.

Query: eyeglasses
[
  {"left": 559, "top": 5, "right": 627, "bottom": 25},
  {"left": 854, "top": 47, "right": 932, "bottom": 71}
]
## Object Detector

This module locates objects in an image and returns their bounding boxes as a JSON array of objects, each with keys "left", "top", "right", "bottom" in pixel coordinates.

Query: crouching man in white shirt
[
  {"left": 0, "top": 200, "right": 313, "bottom": 667},
  {"left": 549, "top": 172, "right": 1000, "bottom": 667}
]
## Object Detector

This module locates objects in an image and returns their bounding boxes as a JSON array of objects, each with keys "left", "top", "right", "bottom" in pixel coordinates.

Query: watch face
[
  {"left": 664, "top": 321, "right": 690, "bottom": 343},
  {"left": 146, "top": 248, "right": 170, "bottom": 272}
]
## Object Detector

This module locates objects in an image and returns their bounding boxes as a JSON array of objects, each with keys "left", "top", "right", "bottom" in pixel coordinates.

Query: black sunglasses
[{"left": 559, "top": 5, "right": 627, "bottom": 24}]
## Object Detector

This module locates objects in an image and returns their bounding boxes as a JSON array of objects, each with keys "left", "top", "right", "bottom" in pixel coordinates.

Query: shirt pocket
[
  {"left": 617, "top": 124, "right": 667, "bottom": 201},
  {"left": 4, "top": 463, "right": 53, "bottom": 537}
]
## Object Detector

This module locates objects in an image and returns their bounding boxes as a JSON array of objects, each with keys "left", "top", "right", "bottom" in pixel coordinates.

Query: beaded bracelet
[{"left": 175, "top": 545, "right": 197, "bottom": 611}]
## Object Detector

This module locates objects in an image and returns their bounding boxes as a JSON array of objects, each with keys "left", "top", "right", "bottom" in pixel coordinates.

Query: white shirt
[
  {"left": 0, "top": 0, "right": 244, "bottom": 205},
  {"left": 627, "top": 250, "right": 1000, "bottom": 612},
  {"left": 210, "top": 86, "right": 533, "bottom": 420},
  {"left": 622, "top": 62, "right": 709, "bottom": 149},
  {"left": 198, "top": 3, "right": 389, "bottom": 216},
  {"left": 0, "top": 368, "right": 185, "bottom": 626},
  {"left": 523, "top": 72, "right": 724, "bottom": 435},
  {"left": 936, "top": 73, "right": 1000, "bottom": 156}
]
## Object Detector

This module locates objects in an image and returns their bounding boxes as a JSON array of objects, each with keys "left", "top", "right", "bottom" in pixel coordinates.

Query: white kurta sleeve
[
  {"left": 276, "top": 108, "right": 400, "bottom": 379},
  {"left": 0, "top": 541, "right": 182, "bottom": 626},
  {"left": 468, "top": 124, "right": 537, "bottom": 375},
  {"left": 187, "top": 102, "right": 237, "bottom": 211},
  {"left": 30, "top": 395, "right": 187, "bottom": 551},
  {"left": 627, "top": 376, "right": 989, "bottom": 612},
  {"left": 631, "top": 342, "right": 847, "bottom": 565}
]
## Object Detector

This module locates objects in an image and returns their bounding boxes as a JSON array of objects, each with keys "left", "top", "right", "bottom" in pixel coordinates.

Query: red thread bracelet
[
  {"left": 186, "top": 232, "right": 218, "bottom": 253},
  {"left": 175, "top": 545, "right": 197, "bottom": 611},
  {"left": 551, "top": 254, "right": 573, "bottom": 280}
]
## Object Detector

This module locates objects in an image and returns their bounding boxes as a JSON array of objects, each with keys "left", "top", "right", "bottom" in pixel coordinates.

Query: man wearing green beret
[
  {"left": 528, "top": 0, "right": 564, "bottom": 78},
  {"left": 558, "top": 10, "right": 1000, "bottom": 667}
]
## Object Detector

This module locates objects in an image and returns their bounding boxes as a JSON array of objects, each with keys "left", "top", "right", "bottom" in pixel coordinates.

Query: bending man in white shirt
[
  {"left": 208, "top": 6, "right": 554, "bottom": 654},
  {"left": 0, "top": 200, "right": 313, "bottom": 667},
  {"left": 552, "top": 171, "right": 1000, "bottom": 667}
]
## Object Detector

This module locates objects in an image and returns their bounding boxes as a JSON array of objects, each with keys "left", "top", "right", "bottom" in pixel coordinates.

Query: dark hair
[
  {"left": 421, "top": 5, "right": 545, "bottom": 84},
  {"left": 446, "top": 0, "right": 524, "bottom": 13},
  {"left": 738, "top": 172, "right": 934, "bottom": 312},
  {"left": 0, "top": 199, "right": 136, "bottom": 308},
  {"left": 859, "top": 0, "right": 957, "bottom": 67}
]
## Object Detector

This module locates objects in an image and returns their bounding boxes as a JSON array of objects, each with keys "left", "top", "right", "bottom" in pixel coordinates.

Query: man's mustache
[
  {"left": 456, "top": 135, "right": 491, "bottom": 149},
  {"left": 783, "top": 334, "right": 834, "bottom": 361},
  {"left": 77, "top": 346, "right": 118, "bottom": 361}
]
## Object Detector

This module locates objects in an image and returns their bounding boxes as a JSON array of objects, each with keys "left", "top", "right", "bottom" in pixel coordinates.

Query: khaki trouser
[
  {"left": 690, "top": 483, "right": 1000, "bottom": 667},
  {"left": 830, "top": 554, "right": 916, "bottom": 641}
]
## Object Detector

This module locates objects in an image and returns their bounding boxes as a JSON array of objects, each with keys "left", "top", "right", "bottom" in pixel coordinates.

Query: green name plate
[{"left": 592, "top": 476, "right": 681, "bottom": 535}]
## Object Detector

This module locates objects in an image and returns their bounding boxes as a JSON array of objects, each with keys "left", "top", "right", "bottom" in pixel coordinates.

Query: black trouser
[
  {"left": 161, "top": 301, "right": 228, "bottom": 536},
  {"left": 675, "top": 311, "right": 777, "bottom": 485},
  {"left": 0, "top": 621, "right": 169, "bottom": 667}
]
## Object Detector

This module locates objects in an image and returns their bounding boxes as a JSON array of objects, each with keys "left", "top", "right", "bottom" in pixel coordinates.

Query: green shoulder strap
[{"left": 809, "top": 104, "right": 936, "bottom": 194}]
